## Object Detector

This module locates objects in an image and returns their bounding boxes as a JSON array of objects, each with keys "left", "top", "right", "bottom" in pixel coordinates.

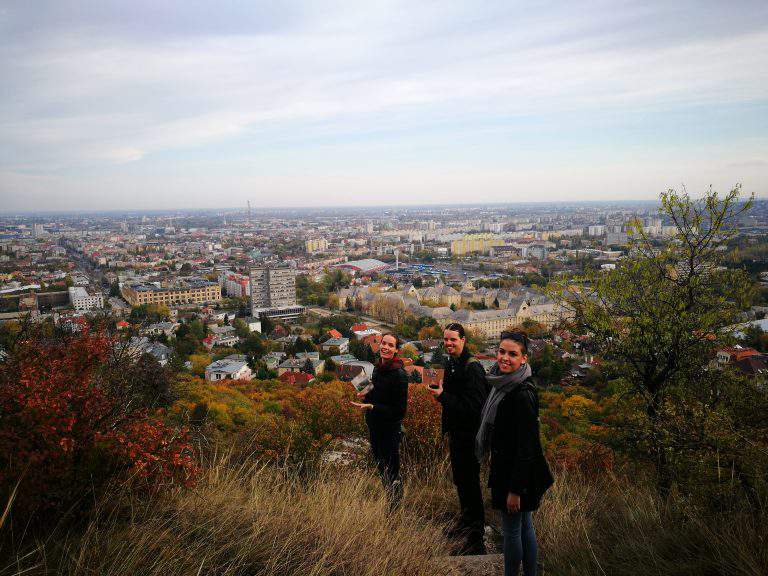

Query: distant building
[
  {"left": 68, "top": 286, "right": 104, "bottom": 311},
  {"left": 250, "top": 265, "right": 305, "bottom": 322},
  {"left": 202, "top": 330, "right": 240, "bottom": 350},
  {"left": 305, "top": 238, "right": 329, "bottom": 254},
  {"left": 205, "top": 355, "right": 252, "bottom": 381},
  {"left": 142, "top": 321, "right": 179, "bottom": 337},
  {"left": 352, "top": 328, "right": 381, "bottom": 340},
  {"left": 125, "top": 336, "right": 171, "bottom": 366},
  {"left": 450, "top": 234, "right": 504, "bottom": 256},
  {"left": 278, "top": 356, "right": 325, "bottom": 376},
  {"left": 219, "top": 271, "right": 251, "bottom": 298},
  {"left": 333, "top": 259, "right": 389, "bottom": 274},
  {"left": 239, "top": 316, "right": 262, "bottom": 333},
  {"left": 121, "top": 278, "right": 221, "bottom": 307},
  {"left": 606, "top": 232, "right": 628, "bottom": 246},
  {"left": 716, "top": 345, "right": 761, "bottom": 366},
  {"left": 321, "top": 337, "right": 350, "bottom": 355}
]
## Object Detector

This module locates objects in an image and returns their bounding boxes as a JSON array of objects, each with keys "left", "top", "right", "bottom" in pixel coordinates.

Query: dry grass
[
  {"left": 536, "top": 470, "right": 768, "bottom": 576},
  {"left": 2, "top": 457, "right": 766, "bottom": 576},
  {"left": 1, "top": 454, "right": 452, "bottom": 576}
]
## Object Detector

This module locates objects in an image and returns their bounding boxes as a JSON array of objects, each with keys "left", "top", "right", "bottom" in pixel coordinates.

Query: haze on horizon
[{"left": 1, "top": 0, "right": 767, "bottom": 212}]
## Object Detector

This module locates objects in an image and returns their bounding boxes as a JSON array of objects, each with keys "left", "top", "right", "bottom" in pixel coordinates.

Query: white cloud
[{"left": 0, "top": 1, "right": 767, "bottom": 207}]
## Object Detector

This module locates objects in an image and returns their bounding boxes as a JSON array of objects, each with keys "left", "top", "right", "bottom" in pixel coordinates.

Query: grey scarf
[{"left": 475, "top": 362, "right": 532, "bottom": 460}]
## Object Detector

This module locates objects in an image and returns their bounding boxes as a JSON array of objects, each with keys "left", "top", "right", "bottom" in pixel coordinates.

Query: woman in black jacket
[
  {"left": 351, "top": 332, "right": 409, "bottom": 505},
  {"left": 475, "top": 331, "right": 553, "bottom": 576}
]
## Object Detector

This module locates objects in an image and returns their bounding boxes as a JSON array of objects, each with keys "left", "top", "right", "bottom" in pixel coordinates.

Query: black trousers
[
  {"left": 449, "top": 435, "right": 485, "bottom": 545},
  {"left": 368, "top": 421, "right": 403, "bottom": 502}
]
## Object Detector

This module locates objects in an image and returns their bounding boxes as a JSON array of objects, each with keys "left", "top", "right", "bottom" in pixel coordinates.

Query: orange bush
[{"left": 0, "top": 330, "right": 197, "bottom": 520}]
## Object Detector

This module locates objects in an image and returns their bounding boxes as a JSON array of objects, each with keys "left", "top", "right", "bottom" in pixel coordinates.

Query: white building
[
  {"left": 68, "top": 287, "right": 104, "bottom": 311},
  {"left": 205, "top": 355, "right": 252, "bottom": 381},
  {"left": 219, "top": 271, "right": 251, "bottom": 298}
]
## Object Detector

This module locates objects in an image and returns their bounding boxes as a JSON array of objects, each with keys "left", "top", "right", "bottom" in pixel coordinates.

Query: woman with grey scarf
[{"left": 476, "top": 331, "right": 552, "bottom": 576}]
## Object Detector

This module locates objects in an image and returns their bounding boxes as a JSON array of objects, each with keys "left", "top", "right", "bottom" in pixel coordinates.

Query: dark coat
[
  {"left": 488, "top": 378, "right": 554, "bottom": 511},
  {"left": 364, "top": 361, "right": 408, "bottom": 428},
  {"left": 438, "top": 348, "right": 489, "bottom": 441}
]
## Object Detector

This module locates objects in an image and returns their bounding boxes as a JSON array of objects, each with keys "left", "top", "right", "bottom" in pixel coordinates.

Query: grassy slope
[{"left": 2, "top": 457, "right": 767, "bottom": 576}]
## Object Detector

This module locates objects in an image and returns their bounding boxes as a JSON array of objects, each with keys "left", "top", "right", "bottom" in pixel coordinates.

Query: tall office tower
[{"left": 250, "top": 265, "right": 304, "bottom": 322}]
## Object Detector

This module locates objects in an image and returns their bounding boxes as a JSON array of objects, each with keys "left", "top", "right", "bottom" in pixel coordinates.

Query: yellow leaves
[{"left": 561, "top": 395, "right": 597, "bottom": 420}]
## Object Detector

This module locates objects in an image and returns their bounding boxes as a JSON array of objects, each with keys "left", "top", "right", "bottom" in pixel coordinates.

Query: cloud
[{"left": 0, "top": 0, "right": 767, "bottom": 207}]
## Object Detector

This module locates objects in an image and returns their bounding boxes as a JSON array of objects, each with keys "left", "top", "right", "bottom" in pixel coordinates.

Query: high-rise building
[
  {"left": 219, "top": 271, "right": 251, "bottom": 298},
  {"left": 450, "top": 234, "right": 504, "bottom": 256},
  {"left": 250, "top": 265, "right": 304, "bottom": 322},
  {"left": 305, "top": 238, "right": 329, "bottom": 254}
]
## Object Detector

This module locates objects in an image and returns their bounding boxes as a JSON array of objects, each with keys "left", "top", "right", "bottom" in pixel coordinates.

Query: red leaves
[{"left": 0, "top": 330, "right": 198, "bottom": 518}]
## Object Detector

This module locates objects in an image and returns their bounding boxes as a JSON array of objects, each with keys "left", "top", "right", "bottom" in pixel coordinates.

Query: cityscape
[
  {"left": 2, "top": 197, "right": 767, "bottom": 380},
  {"left": 2, "top": 1, "right": 768, "bottom": 574}
]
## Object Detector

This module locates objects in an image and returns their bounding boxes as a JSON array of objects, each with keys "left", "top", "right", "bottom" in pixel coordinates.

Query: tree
[
  {"left": 129, "top": 303, "right": 171, "bottom": 323},
  {"left": 552, "top": 185, "right": 755, "bottom": 493},
  {"left": 0, "top": 329, "right": 196, "bottom": 521},
  {"left": 430, "top": 345, "right": 446, "bottom": 368},
  {"left": 233, "top": 318, "right": 250, "bottom": 339},
  {"left": 180, "top": 262, "right": 193, "bottom": 275},
  {"left": 303, "top": 358, "right": 315, "bottom": 375},
  {"left": 109, "top": 280, "right": 121, "bottom": 297},
  {"left": 239, "top": 332, "right": 266, "bottom": 359},
  {"left": 259, "top": 313, "right": 275, "bottom": 335},
  {"left": 294, "top": 337, "right": 317, "bottom": 354},
  {"left": 400, "top": 343, "right": 419, "bottom": 361},
  {"left": 743, "top": 324, "right": 768, "bottom": 352}
]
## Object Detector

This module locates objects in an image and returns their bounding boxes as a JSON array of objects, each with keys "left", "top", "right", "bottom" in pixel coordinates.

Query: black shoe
[
  {"left": 462, "top": 541, "right": 487, "bottom": 556},
  {"left": 449, "top": 536, "right": 486, "bottom": 556},
  {"left": 443, "top": 523, "right": 468, "bottom": 540}
]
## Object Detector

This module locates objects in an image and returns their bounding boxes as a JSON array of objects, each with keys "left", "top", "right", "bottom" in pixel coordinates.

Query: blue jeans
[{"left": 500, "top": 509, "right": 537, "bottom": 576}]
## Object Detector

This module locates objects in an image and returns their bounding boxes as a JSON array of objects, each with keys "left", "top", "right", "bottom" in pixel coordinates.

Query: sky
[{"left": 1, "top": 0, "right": 767, "bottom": 211}]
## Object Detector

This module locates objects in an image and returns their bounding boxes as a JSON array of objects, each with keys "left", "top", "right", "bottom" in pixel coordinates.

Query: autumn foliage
[{"left": 0, "top": 329, "right": 197, "bottom": 520}]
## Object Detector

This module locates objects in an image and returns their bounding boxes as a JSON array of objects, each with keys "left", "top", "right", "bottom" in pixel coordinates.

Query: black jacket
[
  {"left": 438, "top": 349, "right": 489, "bottom": 440},
  {"left": 364, "top": 362, "right": 408, "bottom": 427},
  {"left": 488, "top": 378, "right": 554, "bottom": 511}
]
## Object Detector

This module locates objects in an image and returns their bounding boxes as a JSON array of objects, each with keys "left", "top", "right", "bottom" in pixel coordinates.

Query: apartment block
[
  {"left": 450, "top": 234, "right": 505, "bottom": 256},
  {"left": 250, "top": 265, "right": 305, "bottom": 322},
  {"left": 68, "top": 286, "right": 104, "bottom": 311},
  {"left": 219, "top": 271, "right": 251, "bottom": 298},
  {"left": 305, "top": 237, "right": 329, "bottom": 253},
  {"left": 121, "top": 278, "right": 221, "bottom": 307}
]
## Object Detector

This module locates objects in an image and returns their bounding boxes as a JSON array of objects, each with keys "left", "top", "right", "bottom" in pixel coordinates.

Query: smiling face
[
  {"left": 379, "top": 334, "right": 398, "bottom": 360},
  {"left": 443, "top": 329, "right": 465, "bottom": 358},
  {"left": 496, "top": 338, "right": 528, "bottom": 373}
]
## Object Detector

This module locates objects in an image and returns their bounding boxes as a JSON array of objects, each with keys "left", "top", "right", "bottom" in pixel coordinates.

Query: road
[{"left": 305, "top": 306, "right": 394, "bottom": 329}]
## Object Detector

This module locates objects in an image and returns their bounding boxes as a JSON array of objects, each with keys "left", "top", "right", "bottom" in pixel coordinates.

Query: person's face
[
  {"left": 380, "top": 335, "right": 397, "bottom": 360},
  {"left": 497, "top": 339, "right": 528, "bottom": 373},
  {"left": 443, "top": 329, "right": 465, "bottom": 357}
]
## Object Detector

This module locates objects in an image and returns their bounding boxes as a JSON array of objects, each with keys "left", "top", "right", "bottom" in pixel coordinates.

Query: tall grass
[
  {"left": 1, "top": 453, "right": 452, "bottom": 576},
  {"left": 2, "top": 456, "right": 766, "bottom": 576},
  {"left": 536, "top": 470, "right": 768, "bottom": 576}
]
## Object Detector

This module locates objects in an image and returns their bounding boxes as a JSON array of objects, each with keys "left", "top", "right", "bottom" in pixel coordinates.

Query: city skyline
[{"left": 2, "top": 1, "right": 768, "bottom": 210}]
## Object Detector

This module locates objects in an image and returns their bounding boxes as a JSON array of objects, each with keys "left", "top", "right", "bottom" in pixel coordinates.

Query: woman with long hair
[
  {"left": 351, "top": 332, "right": 409, "bottom": 505},
  {"left": 476, "top": 331, "right": 553, "bottom": 575}
]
